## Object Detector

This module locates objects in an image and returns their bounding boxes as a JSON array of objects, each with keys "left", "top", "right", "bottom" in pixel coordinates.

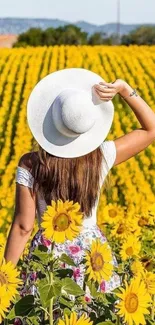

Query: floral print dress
[{"left": 20, "top": 225, "right": 121, "bottom": 297}]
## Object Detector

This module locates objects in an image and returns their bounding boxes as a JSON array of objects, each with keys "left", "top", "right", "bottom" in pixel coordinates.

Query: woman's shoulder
[
  {"left": 100, "top": 140, "right": 116, "bottom": 170},
  {"left": 16, "top": 152, "right": 38, "bottom": 188},
  {"left": 18, "top": 151, "right": 38, "bottom": 174}
]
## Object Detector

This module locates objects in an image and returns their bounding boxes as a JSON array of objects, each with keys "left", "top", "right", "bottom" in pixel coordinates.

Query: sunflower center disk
[
  {"left": 108, "top": 209, "right": 117, "bottom": 218},
  {"left": 138, "top": 217, "right": 148, "bottom": 227},
  {"left": 53, "top": 213, "right": 70, "bottom": 231},
  {"left": 91, "top": 252, "right": 104, "bottom": 271},
  {"left": 125, "top": 293, "right": 139, "bottom": 313},
  {"left": 117, "top": 224, "right": 126, "bottom": 234},
  {"left": 126, "top": 246, "right": 133, "bottom": 256},
  {"left": 0, "top": 271, "right": 8, "bottom": 285}
]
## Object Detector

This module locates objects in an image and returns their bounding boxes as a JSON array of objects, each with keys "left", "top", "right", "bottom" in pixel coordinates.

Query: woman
[{"left": 4, "top": 68, "right": 155, "bottom": 315}]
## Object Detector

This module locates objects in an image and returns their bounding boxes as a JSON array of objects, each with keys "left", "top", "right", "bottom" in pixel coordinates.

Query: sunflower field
[{"left": 0, "top": 45, "right": 155, "bottom": 325}]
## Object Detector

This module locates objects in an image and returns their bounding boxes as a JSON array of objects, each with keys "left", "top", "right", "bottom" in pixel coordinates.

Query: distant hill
[{"left": 0, "top": 18, "right": 154, "bottom": 36}]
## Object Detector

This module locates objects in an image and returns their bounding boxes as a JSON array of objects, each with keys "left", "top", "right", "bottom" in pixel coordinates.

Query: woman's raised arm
[{"left": 94, "top": 80, "right": 155, "bottom": 166}]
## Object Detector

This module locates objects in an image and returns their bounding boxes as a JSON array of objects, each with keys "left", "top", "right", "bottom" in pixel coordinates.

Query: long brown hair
[{"left": 30, "top": 141, "right": 111, "bottom": 217}]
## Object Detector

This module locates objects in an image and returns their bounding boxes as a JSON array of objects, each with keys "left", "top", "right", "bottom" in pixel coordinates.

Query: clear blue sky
[{"left": 1, "top": 0, "right": 155, "bottom": 25}]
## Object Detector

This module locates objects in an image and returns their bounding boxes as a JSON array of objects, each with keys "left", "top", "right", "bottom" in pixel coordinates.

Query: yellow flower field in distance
[{"left": 0, "top": 45, "right": 155, "bottom": 242}]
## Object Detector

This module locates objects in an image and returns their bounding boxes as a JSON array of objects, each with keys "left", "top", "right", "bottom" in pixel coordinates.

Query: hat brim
[{"left": 27, "top": 68, "right": 114, "bottom": 158}]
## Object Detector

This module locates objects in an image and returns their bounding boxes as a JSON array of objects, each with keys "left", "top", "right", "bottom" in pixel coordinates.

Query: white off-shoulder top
[{"left": 15, "top": 140, "right": 116, "bottom": 227}]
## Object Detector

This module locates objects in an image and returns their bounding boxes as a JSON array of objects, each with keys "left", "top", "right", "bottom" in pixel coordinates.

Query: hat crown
[{"left": 52, "top": 88, "right": 96, "bottom": 138}]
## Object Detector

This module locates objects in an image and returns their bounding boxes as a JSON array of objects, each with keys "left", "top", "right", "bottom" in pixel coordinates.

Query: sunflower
[
  {"left": 41, "top": 200, "right": 83, "bottom": 243},
  {"left": 115, "top": 276, "right": 152, "bottom": 325},
  {"left": 142, "top": 271, "right": 155, "bottom": 295},
  {"left": 111, "top": 218, "right": 141, "bottom": 241},
  {"left": 135, "top": 212, "right": 154, "bottom": 227},
  {"left": 98, "top": 203, "right": 123, "bottom": 225},
  {"left": 141, "top": 256, "right": 155, "bottom": 272},
  {"left": 85, "top": 239, "right": 114, "bottom": 284},
  {"left": 0, "top": 285, "right": 11, "bottom": 324},
  {"left": 58, "top": 311, "right": 93, "bottom": 325},
  {"left": 0, "top": 259, "right": 23, "bottom": 300},
  {"left": 120, "top": 235, "right": 141, "bottom": 261},
  {"left": 130, "top": 259, "right": 145, "bottom": 277}
]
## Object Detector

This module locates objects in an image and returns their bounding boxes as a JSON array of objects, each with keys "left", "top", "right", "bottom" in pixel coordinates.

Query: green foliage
[
  {"left": 4, "top": 219, "right": 155, "bottom": 324},
  {"left": 13, "top": 25, "right": 155, "bottom": 47},
  {"left": 5, "top": 243, "right": 123, "bottom": 324},
  {"left": 88, "top": 32, "right": 118, "bottom": 45},
  {"left": 59, "top": 253, "right": 76, "bottom": 266},
  {"left": 88, "top": 32, "right": 108, "bottom": 45},
  {"left": 16, "top": 28, "right": 43, "bottom": 47},
  {"left": 122, "top": 26, "right": 155, "bottom": 45},
  {"left": 61, "top": 278, "right": 85, "bottom": 296},
  {"left": 7, "top": 295, "right": 35, "bottom": 320},
  {"left": 14, "top": 25, "right": 88, "bottom": 47}
]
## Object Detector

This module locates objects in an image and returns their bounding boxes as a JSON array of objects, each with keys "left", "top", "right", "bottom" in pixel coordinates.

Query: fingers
[
  {"left": 99, "top": 81, "right": 116, "bottom": 88},
  {"left": 94, "top": 84, "right": 113, "bottom": 93},
  {"left": 94, "top": 88, "right": 114, "bottom": 101},
  {"left": 93, "top": 81, "right": 116, "bottom": 101},
  {"left": 94, "top": 86, "right": 115, "bottom": 100}
]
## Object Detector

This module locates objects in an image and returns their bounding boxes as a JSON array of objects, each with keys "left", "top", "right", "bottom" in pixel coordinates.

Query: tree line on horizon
[{"left": 13, "top": 24, "right": 155, "bottom": 47}]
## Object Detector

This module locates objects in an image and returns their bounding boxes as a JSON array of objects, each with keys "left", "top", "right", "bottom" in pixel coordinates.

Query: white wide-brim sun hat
[{"left": 27, "top": 68, "right": 114, "bottom": 158}]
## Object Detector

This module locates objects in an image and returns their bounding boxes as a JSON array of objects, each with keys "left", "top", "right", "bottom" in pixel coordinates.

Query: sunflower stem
[
  {"left": 116, "top": 315, "right": 120, "bottom": 325},
  {"left": 49, "top": 272, "right": 54, "bottom": 325},
  {"left": 49, "top": 296, "right": 54, "bottom": 325},
  {"left": 83, "top": 275, "right": 86, "bottom": 291},
  {"left": 40, "top": 306, "right": 50, "bottom": 317}
]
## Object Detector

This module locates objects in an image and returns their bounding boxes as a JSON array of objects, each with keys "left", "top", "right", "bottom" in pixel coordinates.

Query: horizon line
[{"left": 0, "top": 16, "right": 155, "bottom": 26}]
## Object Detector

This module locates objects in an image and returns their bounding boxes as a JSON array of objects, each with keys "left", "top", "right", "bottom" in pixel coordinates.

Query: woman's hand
[{"left": 93, "top": 79, "right": 127, "bottom": 101}]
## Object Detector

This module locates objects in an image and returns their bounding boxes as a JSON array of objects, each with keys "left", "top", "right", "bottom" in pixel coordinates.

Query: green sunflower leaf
[
  {"left": 61, "top": 278, "right": 85, "bottom": 296},
  {"left": 7, "top": 295, "right": 35, "bottom": 318},
  {"left": 59, "top": 296, "right": 74, "bottom": 308},
  {"left": 59, "top": 253, "right": 76, "bottom": 266},
  {"left": 38, "top": 278, "right": 54, "bottom": 307}
]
